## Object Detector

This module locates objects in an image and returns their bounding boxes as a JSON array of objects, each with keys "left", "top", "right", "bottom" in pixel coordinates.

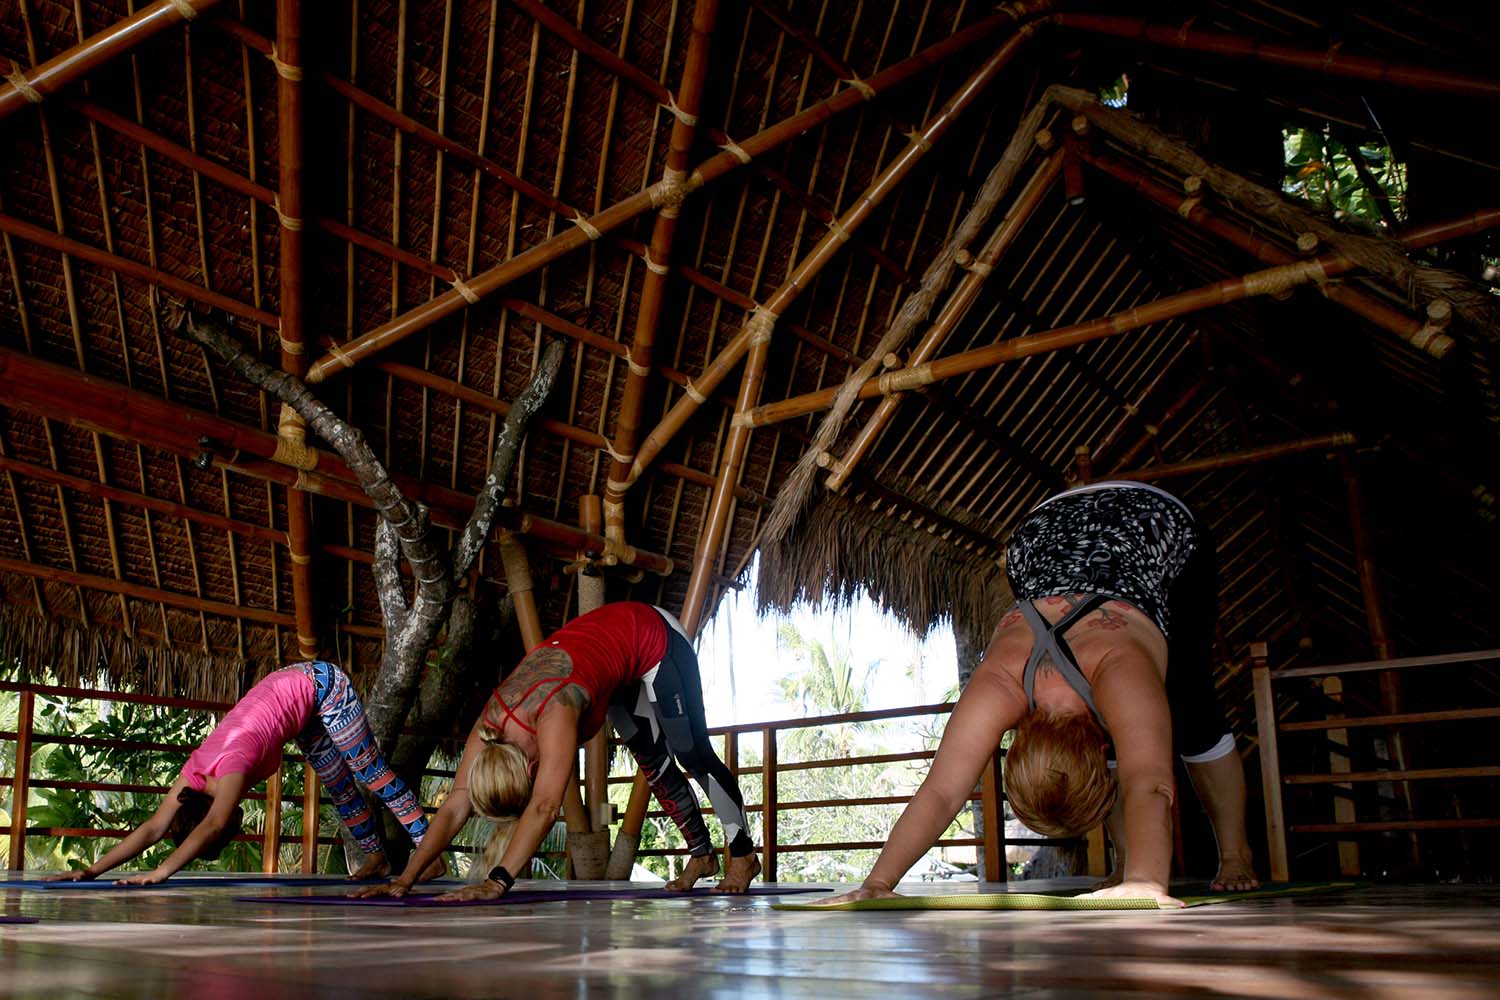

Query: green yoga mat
[{"left": 773, "top": 881, "right": 1366, "bottom": 911}]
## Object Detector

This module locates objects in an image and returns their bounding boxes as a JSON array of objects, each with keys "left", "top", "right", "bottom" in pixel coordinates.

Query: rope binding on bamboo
[{"left": 6, "top": 59, "right": 42, "bottom": 104}]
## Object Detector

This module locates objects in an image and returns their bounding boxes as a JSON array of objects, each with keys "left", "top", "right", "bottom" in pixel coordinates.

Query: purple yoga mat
[
  {"left": 3, "top": 876, "right": 425, "bottom": 891},
  {"left": 0, "top": 916, "right": 39, "bottom": 924},
  {"left": 237, "top": 885, "right": 831, "bottom": 907}
]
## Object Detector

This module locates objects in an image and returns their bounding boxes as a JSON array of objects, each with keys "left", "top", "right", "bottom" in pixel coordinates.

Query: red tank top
[{"left": 485, "top": 602, "right": 671, "bottom": 740}]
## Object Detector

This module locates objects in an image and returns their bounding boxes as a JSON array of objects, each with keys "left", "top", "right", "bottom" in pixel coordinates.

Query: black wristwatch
[{"left": 488, "top": 865, "right": 516, "bottom": 891}]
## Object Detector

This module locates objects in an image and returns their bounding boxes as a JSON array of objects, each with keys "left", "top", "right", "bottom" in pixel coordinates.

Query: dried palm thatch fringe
[
  {"left": 1045, "top": 85, "right": 1500, "bottom": 341},
  {"left": 758, "top": 97, "right": 1059, "bottom": 553},
  {"left": 756, "top": 491, "right": 1011, "bottom": 642},
  {"left": 0, "top": 604, "right": 263, "bottom": 702}
]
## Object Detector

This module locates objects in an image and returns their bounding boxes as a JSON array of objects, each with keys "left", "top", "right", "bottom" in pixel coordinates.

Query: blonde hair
[
  {"left": 1003, "top": 711, "right": 1118, "bottom": 838},
  {"left": 468, "top": 737, "right": 534, "bottom": 821},
  {"left": 466, "top": 738, "right": 533, "bottom": 884}
]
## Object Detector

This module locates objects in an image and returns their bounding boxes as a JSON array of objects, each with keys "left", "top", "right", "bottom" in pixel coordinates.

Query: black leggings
[{"left": 607, "top": 617, "right": 754, "bottom": 858}]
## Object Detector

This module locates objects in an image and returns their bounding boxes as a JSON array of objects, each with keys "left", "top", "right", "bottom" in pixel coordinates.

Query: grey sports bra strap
[{"left": 1019, "top": 596, "right": 1108, "bottom": 724}]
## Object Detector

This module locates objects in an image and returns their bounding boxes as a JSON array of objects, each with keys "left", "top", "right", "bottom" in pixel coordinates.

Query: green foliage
[{"left": 1282, "top": 126, "right": 1406, "bottom": 225}]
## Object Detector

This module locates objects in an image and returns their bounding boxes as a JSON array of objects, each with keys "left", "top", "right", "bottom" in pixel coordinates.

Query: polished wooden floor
[{"left": 3, "top": 873, "right": 1498, "bottom": 998}]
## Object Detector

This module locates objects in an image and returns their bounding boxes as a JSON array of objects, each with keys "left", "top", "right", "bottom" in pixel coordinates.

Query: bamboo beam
[
  {"left": 0, "top": 553, "right": 294, "bottom": 626},
  {"left": 298, "top": 8, "right": 1045, "bottom": 384},
  {"left": 601, "top": 0, "right": 720, "bottom": 559},
  {"left": 1114, "top": 432, "right": 1355, "bottom": 482},
  {"left": 1078, "top": 150, "right": 1460, "bottom": 357},
  {"left": 678, "top": 29, "right": 1037, "bottom": 631},
  {"left": 1108, "top": 374, "right": 1210, "bottom": 474},
  {"left": 1054, "top": 13, "right": 1500, "bottom": 100},
  {"left": 0, "top": 453, "right": 283, "bottom": 544},
  {"left": 739, "top": 258, "right": 1350, "bottom": 428},
  {"left": 825, "top": 152, "right": 1063, "bottom": 491},
  {"left": 274, "top": 0, "right": 317, "bottom": 662},
  {"left": 0, "top": 347, "right": 674, "bottom": 575},
  {"left": 0, "top": 0, "right": 222, "bottom": 120},
  {"left": 0, "top": 211, "right": 277, "bottom": 326},
  {"left": 1048, "top": 85, "right": 1500, "bottom": 337}
]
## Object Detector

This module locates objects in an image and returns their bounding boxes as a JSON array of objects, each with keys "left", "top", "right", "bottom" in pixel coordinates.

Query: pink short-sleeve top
[{"left": 180, "top": 668, "right": 318, "bottom": 792}]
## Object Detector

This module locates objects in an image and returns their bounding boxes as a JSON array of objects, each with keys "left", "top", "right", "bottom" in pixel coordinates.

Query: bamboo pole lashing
[
  {"left": 824, "top": 151, "right": 1064, "bottom": 492},
  {"left": 1077, "top": 149, "right": 1461, "bottom": 358},
  {"left": 734, "top": 205, "right": 1500, "bottom": 432},
  {"left": 0, "top": 0, "right": 222, "bottom": 120},
  {"left": 293, "top": 10, "right": 1044, "bottom": 384},
  {"left": 676, "top": 30, "right": 1036, "bottom": 630},
  {"left": 602, "top": 0, "right": 721, "bottom": 565}
]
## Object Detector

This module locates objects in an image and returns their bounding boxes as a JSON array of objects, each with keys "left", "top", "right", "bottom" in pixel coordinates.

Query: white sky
[{"left": 692, "top": 556, "right": 958, "bottom": 729}]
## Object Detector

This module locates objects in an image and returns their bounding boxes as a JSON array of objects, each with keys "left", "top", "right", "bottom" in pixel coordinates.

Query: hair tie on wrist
[{"left": 488, "top": 864, "right": 516, "bottom": 891}]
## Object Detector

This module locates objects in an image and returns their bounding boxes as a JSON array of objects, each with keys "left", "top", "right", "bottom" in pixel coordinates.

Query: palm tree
[{"left": 775, "top": 623, "right": 874, "bottom": 758}]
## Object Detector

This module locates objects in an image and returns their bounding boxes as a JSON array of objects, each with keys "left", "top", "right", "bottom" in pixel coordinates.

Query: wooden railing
[
  {"left": 1251, "top": 643, "right": 1500, "bottom": 881},
  {"left": 0, "top": 680, "right": 357, "bottom": 871},
  {"left": 3, "top": 682, "right": 1073, "bottom": 880},
  {"left": 610, "top": 701, "right": 1079, "bottom": 882}
]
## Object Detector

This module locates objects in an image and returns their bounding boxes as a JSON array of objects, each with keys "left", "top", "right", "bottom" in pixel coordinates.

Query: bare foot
[
  {"left": 348, "top": 855, "right": 392, "bottom": 881},
  {"left": 1211, "top": 853, "right": 1259, "bottom": 892},
  {"left": 713, "top": 853, "right": 761, "bottom": 894},
  {"left": 1091, "top": 867, "right": 1125, "bottom": 892},
  {"left": 417, "top": 855, "right": 448, "bottom": 883},
  {"left": 665, "top": 855, "right": 720, "bottom": 891}
]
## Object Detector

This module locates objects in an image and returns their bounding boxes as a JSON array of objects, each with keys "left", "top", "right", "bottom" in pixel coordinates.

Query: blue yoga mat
[
  {"left": 2, "top": 875, "right": 460, "bottom": 891},
  {"left": 238, "top": 884, "right": 831, "bottom": 907}
]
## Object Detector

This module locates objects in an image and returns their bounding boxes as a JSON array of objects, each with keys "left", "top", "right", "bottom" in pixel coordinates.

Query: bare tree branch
[
  {"left": 454, "top": 339, "right": 566, "bottom": 579},
  {"left": 373, "top": 518, "right": 408, "bottom": 630}
]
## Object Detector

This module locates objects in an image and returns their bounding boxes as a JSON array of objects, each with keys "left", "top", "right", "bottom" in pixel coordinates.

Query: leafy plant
[{"left": 1282, "top": 126, "right": 1407, "bottom": 226}]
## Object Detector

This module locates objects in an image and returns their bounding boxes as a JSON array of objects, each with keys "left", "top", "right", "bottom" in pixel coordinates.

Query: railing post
[
  {"left": 261, "top": 767, "right": 282, "bottom": 873},
  {"left": 7, "top": 690, "right": 34, "bottom": 870},
  {"left": 980, "top": 749, "right": 1005, "bottom": 882},
  {"left": 762, "top": 727, "right": 777, "bottom": 883},
  {"left": 1251, "top": 641, "right": 1290, "bottom": 882},
  {"left": 301, "top": 762, "right": 319, "bottom": 873},
  {"left": 1321, "top": 680, "right": 1362, "bottom": 876}
]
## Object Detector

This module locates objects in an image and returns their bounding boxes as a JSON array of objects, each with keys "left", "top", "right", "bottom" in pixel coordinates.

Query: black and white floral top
[{"left": 1005, "top": 482, "right": 1200, "bottom": 638}]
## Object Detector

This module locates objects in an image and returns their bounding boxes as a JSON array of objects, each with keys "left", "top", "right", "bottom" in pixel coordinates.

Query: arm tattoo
[{"left": 497, "top": 647, "right": 593, "bottom": 722}]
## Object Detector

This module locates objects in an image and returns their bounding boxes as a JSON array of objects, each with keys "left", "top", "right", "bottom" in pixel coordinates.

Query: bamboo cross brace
[
  {"left": 1075, "top": 149, "right": 1476, "bottom": 358},
  {"left": 297, "top": 10, "right": 1040, "bottom": 384},
  {"left": 737, "top": 256, "right": 1349, "bottom": 428},
  {"left": 0, "top": 0, "right": 222, "bottom": 120},
  {"left": 1046, "top": 85, "right": 1500, "bottom": 338},
  {"left": 823, "top": 151, "right": 1064, "bottom": 492},
  {"left": 676, "top": 30, "right": 1038, "bottom": 630}
]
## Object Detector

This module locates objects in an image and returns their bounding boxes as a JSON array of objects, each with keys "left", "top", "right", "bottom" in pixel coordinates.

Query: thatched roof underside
[{"left": 0, "top": 0, "right": 1497, "bottom": 726}]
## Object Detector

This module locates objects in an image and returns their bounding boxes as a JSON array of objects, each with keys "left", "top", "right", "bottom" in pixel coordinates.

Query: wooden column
[
  {"left": 7, "top": 691, "right": 34, "bottom": 870},
  {"left": 980, "top": 750, "right": 1005, "bottom": 883},
  {"left": 499, "top": 531, "right": 591, "bottom": 844},
  {"left": 261, "top": 768, "right": 283, "bottom": 873},
  {"left": 300, "top": 762, "right": 319, "bottom": 873},
  {"left": 1250, "top": 643, "right": 1290, "bottom": 882},
  {"left": 761, "top": 727, "right": 778, "bottom": 883},
  {"left": 1340, "top": 452, "right": 1418, "bottom": 866},
  {"left": 577, "top": 497, "right": 610, "bottom": 836}
]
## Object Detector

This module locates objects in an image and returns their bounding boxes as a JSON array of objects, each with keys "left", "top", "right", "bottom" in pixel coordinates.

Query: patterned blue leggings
[{"left": 292, "top": 661, "right": 428, "bottom": 856}]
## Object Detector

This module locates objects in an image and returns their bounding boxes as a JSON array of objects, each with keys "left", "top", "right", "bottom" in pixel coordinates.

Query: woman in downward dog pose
[
  {"left": 356, "top": 601, "right": 759, "bottom": 902},
  {"left": 44, "top": 660, "right": 432, "bottom": 885},
  {"left": 821, "top": 481, "right": 1257, "bottom": 909}
]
